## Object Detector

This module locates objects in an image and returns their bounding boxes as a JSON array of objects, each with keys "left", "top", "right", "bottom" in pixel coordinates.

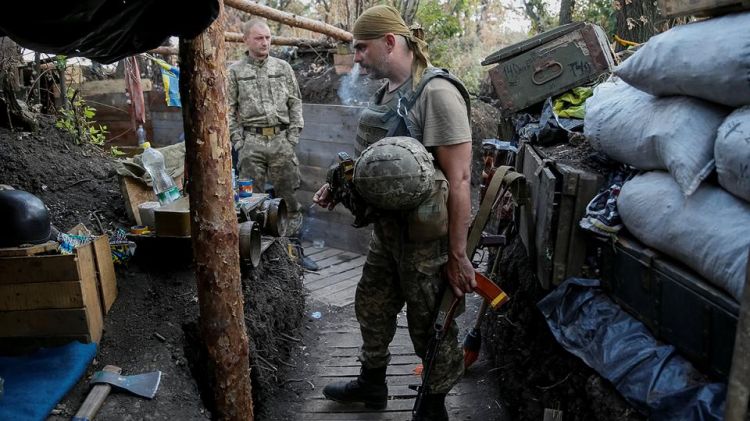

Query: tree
[
  {"left": 395, "top": 0, "right": 421, "bottom": 24},
  {"left": 559, "top": 0, "right": 576, "bottom": 24},
  {"left": 523, "top": 0, "right": 556, "bottom": 33},
  {"left": 614, "top": 0, "right": 661, "bottom": 45},
  {"left": 0, "top": 38, "right": 35, "bottom": 130}
]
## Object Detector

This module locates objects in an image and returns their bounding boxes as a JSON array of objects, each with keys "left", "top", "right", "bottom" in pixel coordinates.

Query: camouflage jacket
[{"left": 227, "top": 54, "right": 304, "bottom": 145}]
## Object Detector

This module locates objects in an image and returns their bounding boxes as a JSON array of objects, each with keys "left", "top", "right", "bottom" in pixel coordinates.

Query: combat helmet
[
  {"left": 353, "top": 136, "right": 435, "bottom": 210},
  {"left": 0, "top": 189, "right": 52, "bottom": 247}
]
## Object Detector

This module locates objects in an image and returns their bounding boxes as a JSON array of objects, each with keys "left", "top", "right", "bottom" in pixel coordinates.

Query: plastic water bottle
[
  {"left": 141, "top": 142, "right": 180, "bottom": 205},
  {"left": 136, "top": 124, "right": 146, "bottom": 146}
]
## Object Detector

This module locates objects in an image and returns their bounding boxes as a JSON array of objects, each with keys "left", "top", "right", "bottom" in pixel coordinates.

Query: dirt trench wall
[
  {"left": 185, "top": 239, "right": 305, "bottom": 420},
  {"left": 481, "top": 236, "right": 642, "bottom": 421}
]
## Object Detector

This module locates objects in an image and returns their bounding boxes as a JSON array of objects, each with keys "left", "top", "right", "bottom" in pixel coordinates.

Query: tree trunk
[
  {"left": 614, "top": 0, "right": 661, "bottom": 46},
  {"left": 0, "top": 38, "right": 35, "bottom": 130},
  {"left": 396, "top": 0, "right": 420, "bottom": 24},
  {"left": 559, "top": 0, "right": 575, "bottom": 25},
  {"left": 178, "top": 1, "right": 254, "bottom": 419},
  {"left": 224, "top": 0, "right": 353, "bottom": 42}
]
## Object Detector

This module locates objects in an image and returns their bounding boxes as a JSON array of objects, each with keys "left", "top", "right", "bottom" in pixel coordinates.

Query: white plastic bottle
[
  {"left": 141, "top": 142, "right": 180, "bottom": 205},
  {"left": 136, "top": 124, "right": 146, "bottom": 146}
]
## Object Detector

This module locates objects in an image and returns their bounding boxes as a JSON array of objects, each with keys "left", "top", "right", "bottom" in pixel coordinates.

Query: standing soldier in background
[{"left": 227, "top": 19, "right": 318, "bottom": 271}]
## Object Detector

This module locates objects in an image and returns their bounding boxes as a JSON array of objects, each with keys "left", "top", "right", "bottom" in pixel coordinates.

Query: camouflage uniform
[
  {"left": 227, "top": 54, "right": 304, "bottom": 235},
  {"left": 354, "top": 68, "right": 471, "bottom": 394}
]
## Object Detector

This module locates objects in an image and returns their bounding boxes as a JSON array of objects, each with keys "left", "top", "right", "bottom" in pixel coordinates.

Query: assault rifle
[
  {"left": 411, "top": 271, "right": 509, "bottom": 420},
  {"left": 325, "top": 152, "right": 376, "bottom": 228}
]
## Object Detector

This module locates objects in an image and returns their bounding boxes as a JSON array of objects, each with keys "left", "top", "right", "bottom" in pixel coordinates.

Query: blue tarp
[
  {"left": 538, "top": 278, "right": 726, "bottom": 420},
  {"left": 0, "top": 341, "right": 97, "bottom": 421}
]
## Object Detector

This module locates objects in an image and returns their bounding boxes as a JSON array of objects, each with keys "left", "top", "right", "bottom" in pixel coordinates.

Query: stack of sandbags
[
  {"left": 584, "top": 11, "right": 750, "bottom": 299},
  {"left": 618, "top": 172, "right": 750, "bottom": 301}
]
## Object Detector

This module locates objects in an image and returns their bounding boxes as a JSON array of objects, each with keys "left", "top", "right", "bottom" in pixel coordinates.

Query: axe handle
[{"left": 72, "top": 365, "right": 122, "bottom": 421}]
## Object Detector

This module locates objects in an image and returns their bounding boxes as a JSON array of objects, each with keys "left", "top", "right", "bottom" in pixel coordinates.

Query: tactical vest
[
  {"left": 354, "top": 68, "right": 471, "bottom": 241},
  {"left": 355, "top": 67, "right": 471, "bottom": 156}
]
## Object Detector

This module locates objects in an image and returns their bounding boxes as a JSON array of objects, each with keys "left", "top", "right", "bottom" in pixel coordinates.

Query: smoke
[{"left": 337, "top": 63, "right": 364, "bottom": 106}]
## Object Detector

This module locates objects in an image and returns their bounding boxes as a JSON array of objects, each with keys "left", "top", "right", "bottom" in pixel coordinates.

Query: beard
[{"left": 362, "top": 51, "right": 389, "bottom": 80}]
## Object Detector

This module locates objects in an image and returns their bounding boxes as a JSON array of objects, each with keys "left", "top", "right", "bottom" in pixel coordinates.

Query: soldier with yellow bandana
[{"left": 313, "top": 5, "right": 475, "bottom": 420}]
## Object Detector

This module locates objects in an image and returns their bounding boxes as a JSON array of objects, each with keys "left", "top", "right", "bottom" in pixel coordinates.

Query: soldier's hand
[
  {"left": 444, "top": 254, "right": 476, "bottom": 298},
  {"left": 313, "top": 183, "right": 336, "bottom": 210}
]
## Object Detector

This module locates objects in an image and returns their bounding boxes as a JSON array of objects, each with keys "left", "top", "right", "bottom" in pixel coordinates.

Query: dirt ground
[{"left": 0, "top": 57, "right": 645, "bottom": 420}]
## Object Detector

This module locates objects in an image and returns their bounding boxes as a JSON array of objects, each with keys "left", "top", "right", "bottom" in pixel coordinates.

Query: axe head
[{"left": 90, "top": 370, "right": 162, "bottom": 399}]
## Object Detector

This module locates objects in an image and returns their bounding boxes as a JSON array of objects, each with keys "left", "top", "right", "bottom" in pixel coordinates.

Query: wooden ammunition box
[
  {"left": 517, "top": 142, "right": 604, "bottom": 288},
  {"left": 600, "top": 235, "right": 739, "bottom": 378},
  {"left": 658, "top": 0, "right": 750, "bottom": 18},
  {"left": 483, "top": 22, "right": 614, "bottom": 114},
  {"left": 0, "top": 238, "right": 117, "bottom": 345}
]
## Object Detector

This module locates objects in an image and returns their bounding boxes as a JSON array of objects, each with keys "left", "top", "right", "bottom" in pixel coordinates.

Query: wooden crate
[
  {"left": 517, "top": 143, "right": 603, "bottom": 288},
  {"left": 658, "top": 0, "right": 750, "bottom": 17},
  {"left": 0, "top": 239, "right": 115, "bottom": 344}
]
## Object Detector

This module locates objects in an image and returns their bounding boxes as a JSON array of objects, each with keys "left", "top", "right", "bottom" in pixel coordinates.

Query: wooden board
[
  {"left": 519, "top": 143, "right": 557, "bottom": 288},
  {"left": 0, "top": 254, "right": 79, "bottom": 284},
  {"left": 119, "top": 175, "right": 155, "bottom": 225},
  {"left": 93, "top": 236, "right": 117, "bottom": 314},
  {"left": 0, "top": 281, "right": 84, "bottom": 311},
  {"left": 0, "top": 308, "right": 93, "bottom": 339},
  {"left": 0, "top": 241, "right": 58, "bottom": 257},
  {"left": 75, "top": 242, "right": 104, "bottom": 343}
]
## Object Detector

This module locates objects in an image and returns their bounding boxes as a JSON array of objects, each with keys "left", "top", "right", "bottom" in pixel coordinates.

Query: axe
[{"left": 72, "top": 365, "right": 162, "bottom": 421}]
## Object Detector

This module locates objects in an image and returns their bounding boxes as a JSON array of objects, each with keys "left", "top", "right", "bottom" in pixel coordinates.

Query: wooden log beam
[
  {"left": 225, "top": 31, "right": 336, "bottom": 48},
  {"left": 224, "top": 0, "right": 353, "bottom": 42},
  {"left": 150, "top": 34, "right": 335, "bottom": 57},
  {"left": 178, "top": 1, "right": 254, "bottom": 420}
]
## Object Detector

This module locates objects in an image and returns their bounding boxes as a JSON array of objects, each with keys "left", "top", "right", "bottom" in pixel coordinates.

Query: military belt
[{"left": 245, "top": 124, "right": 288, "bottom": 136}]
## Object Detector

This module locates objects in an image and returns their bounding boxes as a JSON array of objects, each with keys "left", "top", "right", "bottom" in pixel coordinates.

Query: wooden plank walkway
[
  {"left": 302, "top": 243, "right": 365, "bottom": 308},
  {"left": 299, "top": 243, "right": 504, "bottom": 420}
]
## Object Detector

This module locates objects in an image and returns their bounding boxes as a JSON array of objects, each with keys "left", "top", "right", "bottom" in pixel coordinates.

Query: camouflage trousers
[
  {"left": 236, "top": 131, "right": 302, "bottom": 235},
  {"left": 356, "top": 217, "right": 465, "bottom": 394}
]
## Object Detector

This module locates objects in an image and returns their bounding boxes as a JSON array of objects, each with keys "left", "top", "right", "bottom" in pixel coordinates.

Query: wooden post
[
  {"left": 224, "top": 0, "right": 353, "bottom": 42},
  {"left": 726, "top": 248, "right": 750, "bottom": 421},
  {"left": 178, "top": 1, "right": 254, "bottom": 420}
]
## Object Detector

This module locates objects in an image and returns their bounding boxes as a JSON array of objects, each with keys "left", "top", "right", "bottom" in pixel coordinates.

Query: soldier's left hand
[{"left": 445, "top": 254, "right": 476, "bottom": 297}]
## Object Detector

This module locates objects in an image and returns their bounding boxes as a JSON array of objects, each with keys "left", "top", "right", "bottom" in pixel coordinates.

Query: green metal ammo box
[{"left": 483, "top": 23, "right": 614, "bottom": 114}]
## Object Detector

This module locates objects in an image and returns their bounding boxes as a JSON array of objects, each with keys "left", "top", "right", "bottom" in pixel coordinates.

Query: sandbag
[
  {"left": 716, "top": 106, "right": 750, "bottom": 202},
  {"left": 614, "top": 11, "right": 750, "bottom": 107},
  {"left": 584, "top": 79, "right": 728, "bottom": 195},
  {"left": 618, "top": 171, "right": 750, "bottom": 301}
]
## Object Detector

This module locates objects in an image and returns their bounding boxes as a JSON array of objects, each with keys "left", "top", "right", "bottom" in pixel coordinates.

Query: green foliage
[
  {"left": 110, "top": 146, "right": 127, "bottom": 157},
  {"left": 56, "top": 88, "right": 108, "bottom": 146},
  {"left": 416, "top": 0, "right": 462, "bottom": 39},
  {"left": 573, "top": 0, "right": 616, "bottom": 36},
  {"left": 523, "top": 0, "right": 557, "bottom": 34}
]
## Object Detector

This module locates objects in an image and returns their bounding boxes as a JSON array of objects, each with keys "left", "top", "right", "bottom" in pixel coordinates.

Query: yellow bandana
[{"left": 352, "top": 5, "right": 431, "bottom": 88}]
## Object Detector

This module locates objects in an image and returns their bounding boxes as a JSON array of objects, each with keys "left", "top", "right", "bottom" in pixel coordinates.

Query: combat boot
[
  {"left": 413, "top": 393, "right": 449, "bottom": 421},
  {"left": 322, "top": 366, "right": 388, "bottom": 409}
]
